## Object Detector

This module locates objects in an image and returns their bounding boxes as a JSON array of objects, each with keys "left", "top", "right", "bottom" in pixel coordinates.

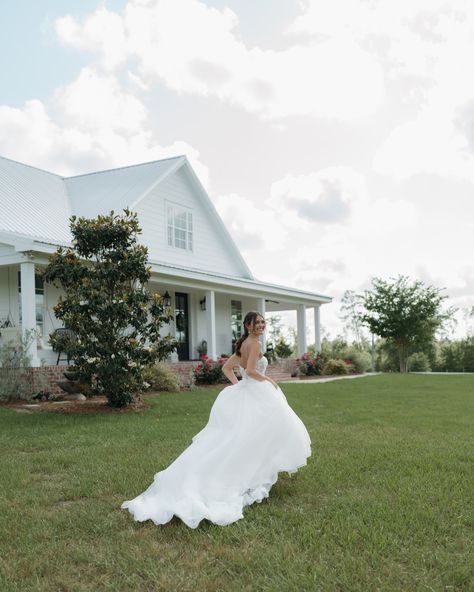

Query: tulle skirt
[{"left": 121, "top": 377, "right": 311, "bottom": 528}]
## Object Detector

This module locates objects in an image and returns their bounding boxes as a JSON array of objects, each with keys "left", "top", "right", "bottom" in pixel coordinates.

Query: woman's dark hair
[{"left": 234, "top": 311, "right": 264, "bottom": 356}]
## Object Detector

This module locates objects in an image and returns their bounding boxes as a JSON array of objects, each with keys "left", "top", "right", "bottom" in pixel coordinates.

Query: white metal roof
[
  {"left": 65, "top": 156, "right": 184, "bottom": 218},
  {"left": 0, "top": 155, "right": 184, "bottom": 242},
  {"left": 0, "top": 154, "right": 332, "bottom": 304},
  {"left": 0, "top": 156, "right": 71, "bottom": 243}
]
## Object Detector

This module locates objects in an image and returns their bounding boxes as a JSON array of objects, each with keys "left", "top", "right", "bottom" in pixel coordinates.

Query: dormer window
[{"left": 167, "top": 204, "right": 193, "bottom": 251}]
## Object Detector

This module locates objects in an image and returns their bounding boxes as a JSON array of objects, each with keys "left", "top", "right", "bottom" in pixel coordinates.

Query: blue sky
[
  {"left": 1, "top": 0, "right": 474, "bottom": 339},
  {"left": 1, "top": 1, "right": 126, "bottom": 105}
]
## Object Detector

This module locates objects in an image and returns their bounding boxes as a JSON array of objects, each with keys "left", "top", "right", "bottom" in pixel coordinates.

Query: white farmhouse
[{"left": 0, "top": 155, "right": 331, "bottom": 367}]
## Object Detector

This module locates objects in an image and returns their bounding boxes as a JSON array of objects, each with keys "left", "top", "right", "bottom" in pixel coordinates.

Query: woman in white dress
[{"left": 121, "top": 311, "right": 311, "bottom": 528}]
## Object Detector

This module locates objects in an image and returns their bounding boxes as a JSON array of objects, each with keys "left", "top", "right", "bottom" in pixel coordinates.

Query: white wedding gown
[{"left": 121, "top": 356, "right": 311, "bottom": 528}]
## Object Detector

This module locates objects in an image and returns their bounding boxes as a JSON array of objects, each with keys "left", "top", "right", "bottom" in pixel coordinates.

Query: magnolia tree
[
  {"left": 43, "top": 209, "right": 177, "bottom": 407},
  {"left": 358, "top": 276, "right": 455, "bottom": 373}
]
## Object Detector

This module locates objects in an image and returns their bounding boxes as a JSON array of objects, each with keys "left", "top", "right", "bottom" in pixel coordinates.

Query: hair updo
[{"left": 234, "top": 311, "right": 264, "bottom": 356}]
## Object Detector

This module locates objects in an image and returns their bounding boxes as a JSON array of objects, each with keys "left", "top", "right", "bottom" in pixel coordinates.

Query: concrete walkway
[{"left": 280, "top": 372, "right": 380, "bottom": 384}]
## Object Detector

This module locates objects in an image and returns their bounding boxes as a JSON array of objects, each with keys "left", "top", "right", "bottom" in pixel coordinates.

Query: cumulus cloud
[
  {"left": 53, "top": 0, "right": 385, "bottom": 121},
  {"left": 0, "top": 67, "right": 209, "bottom": 182},
  {"left": 213, "top": 193, "right": 287, "bottom": 253},
  {"left": 268, "top": 167, "right": 369, "bottom": 227}
]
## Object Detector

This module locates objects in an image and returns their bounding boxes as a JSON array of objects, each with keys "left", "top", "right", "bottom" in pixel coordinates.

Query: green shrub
[
  {"left": 142, "top": 362, "right": 181, "bottom": 392},
  {"left": 296, "top": 352, "right": 325, "bottom": 376},
  {"left": 408, "top": 352, "right": 431, "bottom": 372},
  {"left": 344, "top": 347, "right": 371, "bottom": 373},
  {"left": 193, "top": 357, "right": 226, "bottom": 385},
  {"left": 324, "top": 358, "right": 349, "bottom": 375},
  {"left": 274, "top": 337, "right": 293, "bottom": 358},
  {"left": 0, "top": 330, "right": 36, "bottom": 401}
]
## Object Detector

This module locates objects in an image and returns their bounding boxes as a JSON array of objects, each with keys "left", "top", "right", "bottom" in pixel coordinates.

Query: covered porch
[
  {"left": 0, "top": 244, "right": 331, "bottom": 367},
  {"left": 146, "top": 261, "right": 330, "bottom": 362}
]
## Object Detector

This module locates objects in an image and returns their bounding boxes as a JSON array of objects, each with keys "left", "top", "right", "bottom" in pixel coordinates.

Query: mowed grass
[{"left": 0, "top": 375, "right": 472, "bottom": 592}]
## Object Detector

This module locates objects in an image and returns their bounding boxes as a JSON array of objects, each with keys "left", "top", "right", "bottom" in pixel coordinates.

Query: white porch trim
[
  {"left": 297, "top": 304, "right": 307, "bottom": 356},
  {"left": 314, "top": 305, "right": 321, "bottom": 352},
  {"left": 205, "top": 289, "right": 217, "bottom": 359}
]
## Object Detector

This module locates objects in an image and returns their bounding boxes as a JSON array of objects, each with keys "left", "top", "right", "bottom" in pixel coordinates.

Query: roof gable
[
  {"left": 0, "top": 154, "right": 254, "bottom": 279},
  {"left": 65, "top": 156, "right": 184, "bottom": 218}
]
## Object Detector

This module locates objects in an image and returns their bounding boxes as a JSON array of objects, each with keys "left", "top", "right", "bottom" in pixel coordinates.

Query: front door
[{"left": 175, "top": 292, "right": 189, "bottom": 361}]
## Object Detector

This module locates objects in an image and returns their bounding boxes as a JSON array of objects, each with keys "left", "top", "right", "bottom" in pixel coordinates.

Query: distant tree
[
  {"left": 274, "top": 337, "right": 293, "bottom": 358},
  {"left": 359, "top": 276, "right": 455, "bottom": 373},
  {"left": 436, "top": 337, "right": 474, "bottom": 372},
  {"left": 43, "top": 209, "right": 177, "bottom": 407},
  {"left": 266, "top": 315, "right": 283, "bottom": 346},
  {"left": 321, "top": 335, "right": 348, "bottom": 359},
  {"left": 462, "top": 306, "right": 474, "bottom": 336},
  {"left": 340, "top": 289, "right": 367, "bottom": 346}
]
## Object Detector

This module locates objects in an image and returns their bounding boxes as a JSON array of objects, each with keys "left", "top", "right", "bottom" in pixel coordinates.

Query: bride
[{"left": 121, "top": 311, "right": 311, "bottom": 528}]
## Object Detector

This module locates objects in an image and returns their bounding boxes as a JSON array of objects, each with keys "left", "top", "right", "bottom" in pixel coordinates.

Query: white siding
[
  {"left": 135, "top": 168, "right": 247, "bottom": 278},
  {"left": 43, "top": 281, "right": 63, "bottom": 339},
  {"left": 0, "top": 267, "right": 20, "bottom": 327},
  {"left": 0, "top": 267, "right": 13, "bottom": 325}
]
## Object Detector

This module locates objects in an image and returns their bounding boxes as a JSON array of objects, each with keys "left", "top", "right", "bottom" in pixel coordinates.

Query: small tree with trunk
[
  {"left": 358, "top": 276, "right": 455, "bottom": 373},
  {"left": 43, "top": 209, "right": 177, "bottom": 407}
]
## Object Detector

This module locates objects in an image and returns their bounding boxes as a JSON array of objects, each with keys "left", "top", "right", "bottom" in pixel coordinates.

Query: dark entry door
[{"left": 175, "top": 292, "right": 189, "bottom": 361}]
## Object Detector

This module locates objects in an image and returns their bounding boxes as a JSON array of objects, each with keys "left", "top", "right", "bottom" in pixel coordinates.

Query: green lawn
[{"left": 0, "top": 375, "right": 472, "bottom": 592}]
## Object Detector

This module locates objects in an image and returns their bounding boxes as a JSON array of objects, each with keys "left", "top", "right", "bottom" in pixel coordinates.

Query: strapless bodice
[{"left": 239, "top": 355, "right": 268, "bottom": 379}]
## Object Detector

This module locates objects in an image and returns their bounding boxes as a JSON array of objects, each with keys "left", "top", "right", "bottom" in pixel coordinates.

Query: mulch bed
[{"left": 1, "top": 395, "right": 154, "bottom": 414}]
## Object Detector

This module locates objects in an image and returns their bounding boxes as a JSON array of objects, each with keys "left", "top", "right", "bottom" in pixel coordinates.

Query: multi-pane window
[
  {"left": 231, "top": 300, "right": 242, "bottom": 346},
  {"left": 167, "top": 205, "right": 193, "bottom": 251}
]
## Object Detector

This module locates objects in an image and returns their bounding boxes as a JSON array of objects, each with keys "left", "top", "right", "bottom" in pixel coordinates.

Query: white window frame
[{"left": 167, "top": 203, "right": 193, "bottom": 251}]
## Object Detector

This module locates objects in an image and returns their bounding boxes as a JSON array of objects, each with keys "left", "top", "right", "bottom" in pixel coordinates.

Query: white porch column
[
  {"left": 206, "top": 289, "right": 217, "bottom": 359},
  {"left": 256, "top": 298, "right": 267, "bottom": 352},
  {"left": 297, "top": 304, "right": 307, "bottom": 356},
  {"left": 20, "top": 261, "right": 40, "bottom": 367},
  {"left": 313, "top": 305, "right": 321, "bottom": 352}
]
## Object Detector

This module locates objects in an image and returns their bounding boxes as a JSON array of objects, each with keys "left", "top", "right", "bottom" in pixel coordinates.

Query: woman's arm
[
  {"left": 222, "top": 354, "right": 239, "bottom": 385},
  {"left": 246, "top": 341, "right": 278, "bottom": 389}
]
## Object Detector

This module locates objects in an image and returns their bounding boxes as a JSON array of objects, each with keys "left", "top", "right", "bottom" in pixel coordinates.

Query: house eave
[
  {"left": 148, "top": 261, "right": 332, "bottom": 305},
  {"left": 0, "top": 234, "right": 332, "bottom": 305}
]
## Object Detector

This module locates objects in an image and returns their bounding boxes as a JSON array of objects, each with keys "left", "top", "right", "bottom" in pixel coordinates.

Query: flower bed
[{"left": 193, "top": 356, "right": 227, "bottom": 385}]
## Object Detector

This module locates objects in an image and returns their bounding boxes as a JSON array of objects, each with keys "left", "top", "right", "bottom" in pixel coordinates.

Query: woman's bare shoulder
[{"left": 242, "top": 338, "right": 261, "bottom": 355}]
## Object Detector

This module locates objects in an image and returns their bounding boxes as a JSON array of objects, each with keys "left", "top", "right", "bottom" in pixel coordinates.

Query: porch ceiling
[{"left": 148, "top": 262, "right": 332, "bottom": 307}]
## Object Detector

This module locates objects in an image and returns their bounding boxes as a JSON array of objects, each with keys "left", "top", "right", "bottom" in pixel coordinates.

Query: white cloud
[
  {"left": 55, "top": 8, "right": 128, "bottom": 71},
  {"left": 54, "top": 67, "right": 147, "bottom": 133},
  {"left": 213, "top": 192, "right": 287, "bottom": 253},
  {"left": 268, "top": 167, "right": 369, "bottom": 227},
  {"left": 54, "top": 0, "right": 385, "bottom": 121},
  {"left": 0, "top": 67, "right": 209, "bottom": 182}
]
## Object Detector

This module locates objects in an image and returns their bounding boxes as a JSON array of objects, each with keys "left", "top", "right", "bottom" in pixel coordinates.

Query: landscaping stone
[
  {"left": 63, "top": 394, "right": 87, "bottom": 401},
  {"left": 63, "top": 370, "right": 79, "bottom": 381},
  {"left": 57, "top": 380, "right": 83, "bottom": 394}
]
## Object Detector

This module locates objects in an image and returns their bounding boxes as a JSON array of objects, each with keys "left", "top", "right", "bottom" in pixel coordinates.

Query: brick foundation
[
  {"left": 0, "top": 365, "right": 66, "bottom": 398},
  {"left": 0, "top": 359, "right": 295, "bottom": 399},
  {"left": 0, "top": 361, "right": 202, "bottom": 397}
]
